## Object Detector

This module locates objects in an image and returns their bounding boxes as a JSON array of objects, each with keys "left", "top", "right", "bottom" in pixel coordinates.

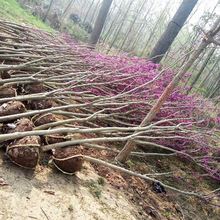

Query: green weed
[
  {"left": 84, "top": 178, "right": 106, "bottom": 199},
  {"left": 126, "top": 160, "right": 134, "bottom": 169},
  {"left": 164, "top": 212, "right": 172, "bottom": 216},
  {"left": 98, "top": 177, "right": 105, "bottom": 185}
]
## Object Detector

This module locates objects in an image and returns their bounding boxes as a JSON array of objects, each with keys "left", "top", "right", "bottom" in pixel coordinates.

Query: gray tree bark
[
  {"left": 80, "top": 0, "right": 88, "bottom": 18},
  {"left": 140, "top": 0, "right": 172, "bottom": 57},
  {"left": 149, "top": 0, "right": 198, "bottom": 63},
  {"left": 90, "top": 0, "right": 102, "bottom": 25},
  {"left": 209, "top": 80, "right": 220, "bottom": 98},
  {"left": 196, "top": 57, "right": 220, "bottom": 93},
  {"left": 89, "top": 0, "right": 113, "bottom": 46},
  {"left": 101, "top": 1, "right": 122, "bottom": 44},
  {"left": 129, "top": 1, "right": 156, "bottom": 52}
]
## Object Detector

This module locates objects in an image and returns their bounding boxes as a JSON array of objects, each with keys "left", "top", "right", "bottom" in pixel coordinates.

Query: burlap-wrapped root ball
[
  {"left": 52, "top": 146, "right": 84, "bottom": 175},
  {"left": 6, "top": 136, "right": 40, "bottom": 169},
  {"left": 2, "top": 118, "right": 33, "bottom": 134},
  {"left": 0, "top": 101, "right": 25, "bottom": 116},
  {"left": 28, "top": 99, "right": 53, "bottom": 110},
  {"left": 24, "top": 83, "right": 53, "bottom": 110},
  {"left": 0, "top": 86, "right": 17, "bottom": 98},
  {"left": 32, "top": 113, "right": 58, "bottom": 127},
  {"left": 24, "top": 83, "right": 45, "bottom": 94},
  {"left": 0, "top": 118, "right": 34, "bottom": 148},
  {"left": 44, "top": 126, "right": 84, "bottom": 174},
  {"left": 44, "top": 126, "right": 71, "bottom": 145}
]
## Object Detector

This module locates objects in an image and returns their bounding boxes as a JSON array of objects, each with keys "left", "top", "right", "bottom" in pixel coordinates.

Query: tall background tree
[
  {"left": 148, "top": 0, "right": 198, "bottom": 63},
  {"left": 43, "top": 0, "right": 56, "bottom": 22},
  {"left": 62, "top": 0, "right": 75, "bottom": 18},
  {"left": 89, "top": 0, "right": 113, "bottom": 46}
]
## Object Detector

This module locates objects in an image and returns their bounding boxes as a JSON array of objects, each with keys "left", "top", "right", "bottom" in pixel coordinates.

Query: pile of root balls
[
  {"left": 0, "top": 21, "right": 99, "bottom": 174},
  {"left": 0, "top": 20, "right": 141, "bottom": 175},
  {"left": 0, "top": 83, "right": 84, "bottom": 174}
]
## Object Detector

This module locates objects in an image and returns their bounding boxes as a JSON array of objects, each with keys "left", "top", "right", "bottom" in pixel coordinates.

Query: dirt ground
[
  {"left": 0, "top": 151, "right": 138, "bottom": 220},
  {"left": 1, "top": 145, "right": 219, "bottom": 220}
]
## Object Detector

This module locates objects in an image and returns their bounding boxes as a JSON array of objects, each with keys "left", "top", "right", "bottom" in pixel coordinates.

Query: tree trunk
[
  {"left": 43, "top": 0, "right": 55, "bottom": 22},
  {"left": 118, "top": 0, "right": 146, "bottom": 52},
  {"left": 106, "top": 0, "right": 133, "bottom": 53},
  {"left": 96, "top": 1, "right": 116, "bottom": 43},
  {"left": 140, "top": 0, "right": 172, "bottom": 57},
  {"left": 129, "top": 1, "right": 155, "bottom": 52},
  {"left": 188, "top": 47, "right": 216, "bottom": 93},
  {"left": 206, "top": 71, "right": 220, "bottom": 98},
  {"left": 80, "top": 0, "right": 88, "bottom": 18},
  {"left": 90, "top": 0, "right": 102, "bottom": 25},
  {"left": 181, "top": 0, "right": 217, "bottom": 66},
  {"left": 62, "top": 0, "right": 75, "bottom": 18},
  {"left": 149, "top": 0, "right": 198, "bottom": 63},
  {"left": 83, "top": 0, "right": 95, "bottom": 23},
  {"left": 116, "top": 17, "right": 220, "bottom": 163},
  {"left": 209, "top": 80, "right": 220, "bottom": 98},
  {"left": 196, "top": 57, "right": 220, "bottom": 93},
  {"left": 184, "top": 50, "right": 206, "bottom": 87},
  {"left": 89, "top": 0, "right": 113, "bottom": 46},
  {"left": 101, "top": 1, "right": 121, "bottom": 43}
]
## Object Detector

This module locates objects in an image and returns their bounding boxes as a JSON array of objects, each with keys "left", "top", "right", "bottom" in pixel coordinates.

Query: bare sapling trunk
[
  {"left": 140, "top": 0, "right": 171, "bottom": 57},
  {"left": 116, "top": 17, "right": 220, "bottom": 163},
  {"left": 196, "top": 57, "right": 220, "bottom": 93}
]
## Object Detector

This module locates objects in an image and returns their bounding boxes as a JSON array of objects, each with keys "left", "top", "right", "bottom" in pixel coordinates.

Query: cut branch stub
[
  {"left": 0, "top": 101, "right": 25, "bottom": 117},
  {"left": 6, "top": 136, "right": 40, "bottom": 169},
  {"left": 52, "top": 146, "right": 84, "bottom": 175}
]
